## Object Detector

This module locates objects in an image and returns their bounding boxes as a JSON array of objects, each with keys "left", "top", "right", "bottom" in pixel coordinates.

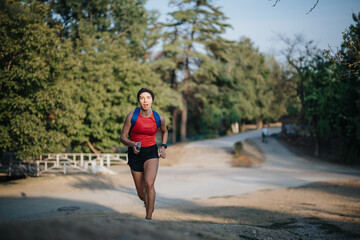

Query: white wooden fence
[{"left": 36, "top": 153, "right": 128, "bottom": 175}]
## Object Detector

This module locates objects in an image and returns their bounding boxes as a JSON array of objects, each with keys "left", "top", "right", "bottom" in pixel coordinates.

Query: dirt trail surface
[{"left": 1, "top": 127, "right": 360, "bottom": 240}]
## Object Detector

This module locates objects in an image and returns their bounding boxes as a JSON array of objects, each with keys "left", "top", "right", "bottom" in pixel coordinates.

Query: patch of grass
[
  {"left": 234, "top": 141, "right": 243, "bottom": 155},
  {"left": 232, "top": 155, "right": 254, "bottom": 168},
  {"left": 208, "top": 195, "right": 236, "bottom": 199},
  {"left": 300, "top": 203, "right": 316, "bottom": 206},
  {"left": 231, "top": 139, "right": 264, "bottom": 168}
]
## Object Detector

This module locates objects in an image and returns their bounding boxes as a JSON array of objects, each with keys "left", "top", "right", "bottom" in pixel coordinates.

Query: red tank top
[{"left": 130, "top": 112, "right": 158, "bottom": 147}]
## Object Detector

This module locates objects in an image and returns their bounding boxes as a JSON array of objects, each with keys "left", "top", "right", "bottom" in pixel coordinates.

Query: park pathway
[
  {"left": 1, "top": 127, "right": 360, "bottom": 222},
  {"left": 155, "top": 127, "right": 360, "bottom": 202},
  {"left": 170, "top": 127, "right": 281, "bottom": 168}
]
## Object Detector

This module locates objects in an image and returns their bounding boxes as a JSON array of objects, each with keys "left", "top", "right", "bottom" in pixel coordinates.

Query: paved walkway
[
  {"left": 1, "top": 128, "right": 360, "bottom": 222},
  {"left": 156, "top": 128, "right": 360, "bottom": 201}
]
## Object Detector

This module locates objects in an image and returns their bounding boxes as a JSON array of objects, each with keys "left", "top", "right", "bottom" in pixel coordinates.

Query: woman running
[{"left": 120, "top": 88, "right": 168, "bottom": 220}]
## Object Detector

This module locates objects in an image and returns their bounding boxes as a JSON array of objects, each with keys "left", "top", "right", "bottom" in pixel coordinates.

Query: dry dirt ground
[{"left": 1, "top": 138, "right": 360, "bottom": 240}]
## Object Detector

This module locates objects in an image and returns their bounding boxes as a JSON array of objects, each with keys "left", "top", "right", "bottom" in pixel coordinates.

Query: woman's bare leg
[
  {"left": 130, "top": 169, "right": 145, "bottom": 202},
  {"left": 143, "top": 158, "right": 159, "bottom": 219}
]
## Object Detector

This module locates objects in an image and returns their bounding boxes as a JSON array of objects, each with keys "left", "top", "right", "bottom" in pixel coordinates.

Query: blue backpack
[{"left": 130, "top": 107, "right": 161, "bottom": 133}]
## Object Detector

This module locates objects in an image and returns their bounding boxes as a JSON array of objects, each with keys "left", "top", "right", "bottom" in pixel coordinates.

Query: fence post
[
  {"left": 80, "top": 154, "right": 84, "bottom": 166},
  {"left": 91, "top": 160, "right": 97, "bottom": 174},
  {"left": 63, "top": 162, "right": 67, "bottom": 174},
  {"left": 107, "top": 154, "right": 111, "bottom": 167}
]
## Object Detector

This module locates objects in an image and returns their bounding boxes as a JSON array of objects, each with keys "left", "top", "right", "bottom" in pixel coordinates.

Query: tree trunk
[
  {"left": 172, "top": 108, "right": 180, "bottom": 144},
  {"left": 179, "top": 23, "right": 192, "bottom": 143},
  {"left": 312, "top": 120, "right": 319, "bottom": 157},
  {"left": 257, "top": 117, "right": 263, "bottom": 129},
  {"left": 241, "top": 122, "right": 246, "bottom": 132},
  {"left": 314, "top": 136, "right": 319, "bottom": 157},
  {"left": 180, "top": 100, "right": 187, "bottom": 142},
  {"left": 87, "top": 141, "right": 101, "bottom": 154}
]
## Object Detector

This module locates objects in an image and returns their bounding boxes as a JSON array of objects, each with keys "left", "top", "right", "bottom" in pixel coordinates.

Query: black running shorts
[{"left": 128, "top": 144, "right": 159, "bottom": 172}]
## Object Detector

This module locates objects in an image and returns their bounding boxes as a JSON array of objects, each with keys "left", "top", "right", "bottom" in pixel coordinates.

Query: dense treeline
[{"left": 0, "top": 0, "right": 359, "bottom": 162}]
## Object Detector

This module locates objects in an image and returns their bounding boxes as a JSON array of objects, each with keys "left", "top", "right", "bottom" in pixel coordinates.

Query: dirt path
[{"left": 1, "top": 128, "right": 360, "bottom": 240}]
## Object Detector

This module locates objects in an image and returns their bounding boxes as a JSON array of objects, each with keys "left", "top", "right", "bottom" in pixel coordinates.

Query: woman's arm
[
  {"left": 158, "top": 115, "right": 168, "bottom": 158},
  {"left": 120, "top": 111, "right": 140, "bottom": 154}
]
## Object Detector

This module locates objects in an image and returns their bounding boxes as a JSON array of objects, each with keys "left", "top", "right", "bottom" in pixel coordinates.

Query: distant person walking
[
  {"left": 120, "top": 88, "right": 168, "bottom": 220},
  {"left": 262, "top": 127, "right": 269, "bottom": 143}
]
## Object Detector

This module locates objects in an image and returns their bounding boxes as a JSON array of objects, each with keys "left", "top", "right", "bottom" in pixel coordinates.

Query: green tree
[
  {"left": 279, "top": 34, "right": 322, "bottom": 117},
  {"left": 325, "top": 12, "right": 360, "bottom": 162},
  {"left": 48, "top": 0, "right": 175, "bottom": 152},
  {"left": 265, "top": 55, "right": 290, "bottom": 122},
  {"left": 67, "top": 34, "right": 164, "bottom": 153},
  {"left": 280, "top": 13, "right": 360, "bottom": 162},
  {"left": 165, "top": 0, "right": 231, "bottom": 141},
  {"left": 48, "top": 0, "right": 152, "bottom": 58},
  {"left": 190, "top": 37, "right": 285, "bottom": 136},
  {"left": 279, "top": 34, "right": 334, "bottom": 156},
  {"left": 151, "top": 16, "right": 184, "bottom": 143},
  {"left": 218, "top": 38, "right": 272, "bottom": 131},
  {"left": 0, "top": 0, "right": 76, "bottom": 159},
  {"left": 302, "top": 54, "right": 337, "bottom": 156}
]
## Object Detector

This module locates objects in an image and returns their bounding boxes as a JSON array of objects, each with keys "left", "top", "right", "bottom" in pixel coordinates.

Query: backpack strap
[
  {"left": 152, "top": 110, "right": 162, "bottom": 129},
  {"left": 130, "top": 107, "right": 141, "bottom": 133},
  {"left": 129, "top": 108, "right": 162, "bottom": 133}
]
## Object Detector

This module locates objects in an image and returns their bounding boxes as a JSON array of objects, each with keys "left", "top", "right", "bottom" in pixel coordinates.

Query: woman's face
[{"left": 139, "top": 92, "right": 153, "bottom": 110}]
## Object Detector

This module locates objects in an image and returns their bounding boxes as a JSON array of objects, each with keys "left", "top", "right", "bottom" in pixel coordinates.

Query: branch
[
  {"left": 306, "top": 0, "right": 320, "bottom": 14},
  {"left": 271, "top": 0, "right": 281, "bottom": 7},
  {"left": 111, "top": 27, "right": 131, "bottom": 45},
  {"left": 271, "top": 0, "right": 320, "bottom": 14},
  {"left": 87, "top": 141, "right": 101, "bottom": 154}
]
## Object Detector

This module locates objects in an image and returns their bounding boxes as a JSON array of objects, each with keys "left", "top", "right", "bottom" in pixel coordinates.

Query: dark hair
[{"left": 137, "top": 88, "right": 154, "bottom": 102}]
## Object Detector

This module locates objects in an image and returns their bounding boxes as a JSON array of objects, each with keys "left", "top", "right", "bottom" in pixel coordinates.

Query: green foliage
[
  {"left": 0, "top": 0, "right": 76, "bottom": 159},
  {"left": 302, "top": 13, "right": 360, "bottom": 162},
  {"left": 66, "top": 31, "right": 165, "bottom": 152},
  {"left": 161, "top": 0, "right": 289, "bottom": 137},
  {"left": 200, "top": 104, "right": 222, "bottom": 132},
  {"left": 282, "top": 13, "right": 360, "bottom": 162},
  {"left": 4, "top": 0, "right": 357, "bottom": 164},
  {"left": 46, "top": 0, "right": 177, "bottom": 153},
  {"left": 193, "top": 37, "right": 286, "bottom": 134},
  {"left": 302, "top": 55, "right": 337, "bottom": 138},
  {"left": 164, "top": 0, "right": 232, "bottom": 140},
  {"left": 329, "top": 13, "right": 360, "bottom": 161},
  {"left": 234, "top": 141, "right": 243, "bottom": 155}
]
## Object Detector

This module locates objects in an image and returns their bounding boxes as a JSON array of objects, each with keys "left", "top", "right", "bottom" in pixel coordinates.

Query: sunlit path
[{"left": 155, "top": 128, "right": 360, "bottom": 202}]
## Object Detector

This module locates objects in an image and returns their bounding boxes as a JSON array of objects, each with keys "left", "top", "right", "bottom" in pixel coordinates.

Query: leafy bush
[{"left": 234, "top": 141, "right": 243, "bottom": 155}]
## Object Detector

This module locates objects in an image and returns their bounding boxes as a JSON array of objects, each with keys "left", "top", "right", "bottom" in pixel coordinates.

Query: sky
[{"left": 145, "top": 0, "right": 360, "bottom": 57}]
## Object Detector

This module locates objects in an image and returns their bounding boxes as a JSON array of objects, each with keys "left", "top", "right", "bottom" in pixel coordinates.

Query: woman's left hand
[{"left": 158, "top": 148, "right": 167, "bottom": 159}]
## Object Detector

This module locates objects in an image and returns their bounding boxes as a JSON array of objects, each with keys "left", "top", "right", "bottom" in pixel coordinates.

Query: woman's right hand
[{"left": 133, "top": 142, "right": 140, "bottom": 155}]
